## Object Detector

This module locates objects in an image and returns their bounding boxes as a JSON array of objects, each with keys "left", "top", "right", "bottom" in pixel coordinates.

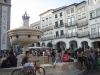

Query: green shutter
[
  {"left": 55, "top": 14, "right": 57, "bottom": 18},
  {"left": 56, "top": 31, "right": 59, "bottom": 36},
  {"left": 60, "top": 12, "right": 62, "bottom": 17},
  {"left": 60, "top": 20, "right": 63, "bottom": 25},
  {"left": 61, "top": 30, "right": 63, "bottom": 35},
  {"left": 55, "top": 21, "right": 58, "bottom": 27}
]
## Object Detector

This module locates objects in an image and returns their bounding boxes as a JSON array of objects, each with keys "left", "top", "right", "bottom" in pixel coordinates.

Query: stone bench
[
  {"left": 0, "top": 60, "right": 86, "bottom": 75},
  {"left": 40, "top": 60, "right": 86, "bottom": 75},
  {"left": 0, "top": 66, "right": 23, "bottom": 75}
]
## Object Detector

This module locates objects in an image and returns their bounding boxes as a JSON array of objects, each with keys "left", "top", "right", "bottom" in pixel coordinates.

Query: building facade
[
  {"left": 30, "top": 21, "right": 41, "bottom": 47},
  {"left": 0, "top": 0, "right": 11, "bottom": 50},
  {"left": 31, "top": 0, "right": 100, "bottom": 51}
]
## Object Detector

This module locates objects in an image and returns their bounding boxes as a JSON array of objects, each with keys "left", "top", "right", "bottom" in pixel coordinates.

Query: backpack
[{"left": 63, "top": 54, "right": 68, "bottom": 62}]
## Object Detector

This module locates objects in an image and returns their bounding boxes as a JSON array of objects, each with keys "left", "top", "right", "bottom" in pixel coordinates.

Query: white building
[
  {"left": 0, "top": 0, "right": 11, "bottom": 50},
  {"left": 31, "top": 0, "right": 100, "bottom": 51},
  {"left": 30, "top": 21, "right": 40, "bottom": 29},
  {"left": 30, "top": 21, "right": 41, "bottom": 47},
  {"left": 87, "top": 0, "right": 100, "bottom": 48}
]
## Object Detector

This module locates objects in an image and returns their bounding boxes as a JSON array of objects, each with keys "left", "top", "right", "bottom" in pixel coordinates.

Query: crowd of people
[{"left": 0, "top": 46, "right": 100, "bottom": 73}]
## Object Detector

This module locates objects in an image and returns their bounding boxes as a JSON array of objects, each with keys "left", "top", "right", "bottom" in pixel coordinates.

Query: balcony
[
  {"left": 40, "top": 36, "right": 54, "bottom": 41},
  {"left": 48, "top": 26, "right": 53, "bottom": 30},
  {"left": 90, "top": 32, "right": 100, "bottom": 39},
  {"left": 54, "top": 34, "right": 65, "bottom": 39},
  {"left": 65, "top": 21, "right": 77, "bottom": 28},
  {"left": 47, "top": 36, "right": 54, "bottom": 40},
  {"left": 42, "top": 26, "right": 53, "bottom": 32},
  {"left": 66, "top": 32, "right": 77, "bottom": 38},
  {"left": 54, "top": 23, "right": 64, "bottom": 29},
  {"left": 77, "top": 31, "right": 89, "bottom": 38},
  {"left": 40, "top": 37, "right": 47, "bottom": 41},
  {"left": 77, "top": 20, "right": 88, "bottom": 28}
]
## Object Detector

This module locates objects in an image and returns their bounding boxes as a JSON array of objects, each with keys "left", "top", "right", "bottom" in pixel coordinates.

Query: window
[
  {"left": 56, "top": 31, "right": 59, "bottom": 37},
  {"left": 71, "top": 17, "right": 75, "bottom": 22},
  {"left": 72, "top": 29, "right": 76, "bottom": 33},
  {"left": 60, "top": 12, "right": 62, "bottom": 17},
  {"left": 68, "top": 30, "right": 71, "bottom": 33},
  {"left": 91, "top": 28, "right": 96, "bottom": 34},
  {"left": 96, "top": 9, "right": 100, "bottom": 16},
  {"left": 88, "top": 0, "right": 92, "bottom": 4},
  {"left": 71, "top": 17, "right": 75, "bottom": 25},
  {"left": 98, "top": 27, "right": 100, "bottom": 33},
  {"left": 78, "top": 9, "right": 81, "bottom": 13},
  {"left": 55, "top": 14, "right": 57, "bottom": 18},
  {"left": 46, "top": 18, "right": 48, "bottom": 20},
  {"left": 42, "top": 20, "right": 44, "bottom": 22},
  {"left": 67, "top": 9, "right": 70, "bottom": 14},
  {"left": 90, "top": 12, "right": 95, "bottom": 18},
  {"left": 67, "top": 18, "right": 71, "bottom": 26},
  {"left": 3, "top": 0, "right": 7, "bottom": 2},
  {"left": 82, "top": 7, "right": 85, "bottom": 12},
  {"left": 71, "top": 8, "right": 74, "bottom": 13},
  {"left": 61, "top": 30, "right": 64, "bottom": 35},
  {"left": 55, "top": 21, "right": 58, "bottom": 27},
  {"left": 49, "top": 14, "right": 52, "bottom": 19},
  {"left": 60, "top": 20, "right": 63, "bottom": 25}
]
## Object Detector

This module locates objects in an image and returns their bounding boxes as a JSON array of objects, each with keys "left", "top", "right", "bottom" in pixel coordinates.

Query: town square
[{"left": 0, "top": 0, "right": 100, "bottom": 75}]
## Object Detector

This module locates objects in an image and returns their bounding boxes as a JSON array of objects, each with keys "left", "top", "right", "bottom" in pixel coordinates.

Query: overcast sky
[{"left": 11, "top": 0, "right": 84, "bottom": 29}]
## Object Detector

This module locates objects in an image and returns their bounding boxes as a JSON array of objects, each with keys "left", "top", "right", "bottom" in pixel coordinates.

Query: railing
[
  {"left": 90, "top": 32, "right": 100, "bottom": 39},
  {"left": 77, "top": 20, "right": 88, "bottom": 27},
  {"left": 54, "top": 23, "right": 64, "bottom": 29},
  {"left": 54, "top": 34, "right": 65, "bottom": 39},
  {"left": 66, "top": 32, "right": 77, "bottom": 38},
  {"left": 65, "top": 21, "right": 77, "bottom": 27},
  {"left": 42, "top": 26, "right": 53, "bottom": 32},
  {"left": 77, "top": 31, "right": 89, "bottom": 38},
  {"left": 47, "top": 36, "right": 54, "bottom": 40},
  {"left": 40, "top": 36, "right": 54, "bottom": 41},
  {"left": 40, "top": 37, "right": 47, "bottom": 41}
]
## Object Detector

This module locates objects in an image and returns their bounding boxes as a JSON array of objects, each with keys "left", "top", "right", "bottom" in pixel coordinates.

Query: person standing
[
  {"left": 77, "top": 48, "right": 84, "bottom": 70},
  {"left": 51, "top": 50, "right": 56, "bottom": 62}
]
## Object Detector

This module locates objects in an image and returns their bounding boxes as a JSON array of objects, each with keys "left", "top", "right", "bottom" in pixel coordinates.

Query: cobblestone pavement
[
  {"left": 83, "top": 66, "right": 100, "bottom": 75},
  {"left": 83, "top": 71, "right": 100, "bottom": 75}
]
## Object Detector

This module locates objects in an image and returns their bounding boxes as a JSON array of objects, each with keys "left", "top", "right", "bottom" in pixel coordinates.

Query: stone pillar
[
  {"left": 88, "top": 41, "right": 92, "bottom": 47},
  {"left": 23, "top": 19, "right": 29, "bottom": 26},
  {"left": 23, "top": 43, "right": 29, "bottom": 52},
  {"left": 66, "top": 42, "right": 70, "bottom": 49},
  {"left": 78, "top": 41, "right": 82, "bottom": 48}
]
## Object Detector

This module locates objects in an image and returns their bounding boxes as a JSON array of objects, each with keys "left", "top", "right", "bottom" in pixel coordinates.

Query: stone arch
[
  {"left": 47, "top": 42, "right": 52, "bottom": 47},
  {"left": 36, "top": 42, "right": 40, "bottom": 47},
  {"left": 55, "top": 41, "right": 66, "bottom": 50},
  {"left": 69, "top": 40, "right": 77, "bottom": 50},
  {"left": 91, "top": 41, "right": 100, "bottom": 48},
  {"left": 81, "top": 41, "right": 88, "bottom": 51},
  {"left": 42, "top": 42, "right": 45, "bottom": 46}
]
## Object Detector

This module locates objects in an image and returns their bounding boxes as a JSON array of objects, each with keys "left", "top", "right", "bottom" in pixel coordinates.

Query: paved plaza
[{"left": 83, "top": 66, "right": 100, "bottom": 75}]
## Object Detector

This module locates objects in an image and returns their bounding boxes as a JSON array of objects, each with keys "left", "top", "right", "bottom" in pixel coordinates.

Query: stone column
[
  {"left": 23, "top": 43, "right": 29, "bottom": 52},
  {"left": 78, "top": 41, "right": 82, "bottom": 48},
  {"left": 88, "top": 41, "right": 92, "bottom": 47},
  {"left": 66, "top": 42, "right": 70, "bottom": 49}
]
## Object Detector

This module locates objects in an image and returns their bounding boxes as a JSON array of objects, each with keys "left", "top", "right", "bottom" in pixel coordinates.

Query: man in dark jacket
[
  {"left": 7, "top": 52, "right": 17, "bottom": 67},
  {"left": 1, "top": 52, "right": 17, "bottom": 68}
]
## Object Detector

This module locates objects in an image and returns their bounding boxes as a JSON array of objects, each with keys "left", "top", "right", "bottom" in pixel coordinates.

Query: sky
[{"left": 11, "top": 0, "right": 84, "bottom": 29}]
